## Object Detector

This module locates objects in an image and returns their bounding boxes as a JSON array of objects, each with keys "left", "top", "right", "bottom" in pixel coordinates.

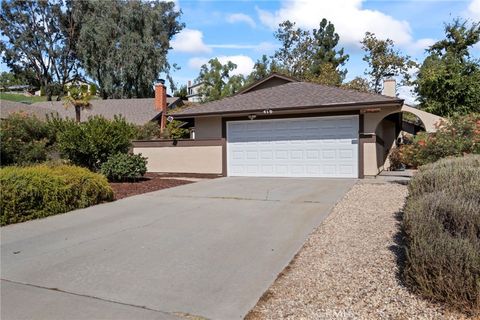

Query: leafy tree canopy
[
  {"left": 196, "top": 58, "right": 246, "bottom": 102},
  {"left": 415, "top": 19, "right": 480, "bottom": 116},
  {"left": 361, "top": 32, "right": 418, "bottom": 94},
  {"left": 272, "top": 19, "right": 349, "bottom": 85},
  {"left": 73, "top": 0, "right": 183, "bottom": 99},
  {"left": 0, "top": 0, "right": 81, "bottom": 100},
  {"left": 173, "top": 84, "right": 188, "bottom": 100},
  {"left": 245, "top": 55, "right": 283, "bottom": 84},
  {"left": 342, "top": 77, "right": 371, "bottom": 93},
  {"left": 0, "top": 72, "right": 24, "bottom": 88}
]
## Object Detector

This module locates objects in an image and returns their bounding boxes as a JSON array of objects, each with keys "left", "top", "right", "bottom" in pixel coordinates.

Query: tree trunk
[
  {"left": 45, "top": 80, "right": 52, "bottom": 101},
  {"left": 75, "top": 106, "right": 81, "bottom": 122}
]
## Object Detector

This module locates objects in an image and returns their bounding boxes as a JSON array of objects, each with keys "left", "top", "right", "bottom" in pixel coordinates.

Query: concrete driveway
[{"left": 1, "top": 177, "right": 354, "bottom": 320}]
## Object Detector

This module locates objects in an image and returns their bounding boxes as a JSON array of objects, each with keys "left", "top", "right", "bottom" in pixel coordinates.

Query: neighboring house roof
[
  {"left": 171, "top": 76, "right": 403, "bottom": 118},
  {"left": 6, "top": 85, "right": 34, "bottom": 90},
  {"left": 0, "top": 100, "right": 52, "bottom": 120},
  {"left": 1, "top": 97, "right": 182, "bottom": 124}
]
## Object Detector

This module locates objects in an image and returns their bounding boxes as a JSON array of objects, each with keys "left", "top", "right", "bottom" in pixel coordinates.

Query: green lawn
[{"left": 0, "top": 92, "right": 52, "bottom": 104}]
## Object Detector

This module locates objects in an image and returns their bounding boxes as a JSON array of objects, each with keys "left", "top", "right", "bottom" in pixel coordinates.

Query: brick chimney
[
  {"left": 382, "top": 77, "right": 396, "bottom": 97},
  {"left": 155, "top": 79, "right": 167, "bottom": 130}
]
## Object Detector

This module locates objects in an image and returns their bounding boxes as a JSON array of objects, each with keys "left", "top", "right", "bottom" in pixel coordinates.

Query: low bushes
[
  {"left": 100, "top": 153, "right": 147, "bottom": 182},
  {"left": 400, "top": 113, "right": 480, "bottom": 167},
  {"left": 134, "top": 121, "right": 160, "bottom": 140},
  {"left": 55, "top": 115, "right": 136, "bottom": 171},
  {"left": 0, "top": 165, "right": 114, "bottom": 226},
  {"left": 0, "top": 113, "right": 53, "bottom": 165},
  {"left": 161, "top": 120, "right": 190, "bottom": 139},
  {"left": 403, "top": 155, "right": 480, "bottom": 315}
]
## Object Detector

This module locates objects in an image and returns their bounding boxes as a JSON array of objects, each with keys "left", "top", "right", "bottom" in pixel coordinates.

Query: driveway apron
[{"left": 1, "top": 177, "right": 354, "bottom": 320}]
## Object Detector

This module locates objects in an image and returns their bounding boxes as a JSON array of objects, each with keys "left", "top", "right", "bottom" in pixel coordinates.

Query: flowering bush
[{"left": 400, "top": 113, "right": 480, "bottom": 167}]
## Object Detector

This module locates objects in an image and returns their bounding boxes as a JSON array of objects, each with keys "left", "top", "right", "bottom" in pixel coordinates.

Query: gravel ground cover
[{"left": 246, "top": 181, "right": 469, "bottom": 320}]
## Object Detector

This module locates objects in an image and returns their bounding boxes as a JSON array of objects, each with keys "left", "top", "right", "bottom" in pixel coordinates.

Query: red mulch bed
[{"left": 109, "top": 173, "right": 194, "bottom": 200}]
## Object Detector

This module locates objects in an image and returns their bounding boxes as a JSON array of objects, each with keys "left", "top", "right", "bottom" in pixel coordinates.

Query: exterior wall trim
[{"left": 132, "top": 139, "right": 224, "bottom": 148}]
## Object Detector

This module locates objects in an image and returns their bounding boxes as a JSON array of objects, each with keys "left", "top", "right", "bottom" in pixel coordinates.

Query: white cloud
[
  {"left": 467, "top": 0, "right": 480, "bottom": 20},
  {"left": 188, "top": 57, "right": 209, "bottom": 70},
  {"left": 409, "top": 38, "right": 436, "bottom": 54},
  {"left": 171, "top": 28, "right": 275, "bottom": 54},
  {"left": 171, "top": 29, "right": 211, "bottom": 53},
  {"left": 188, "top": 55, "right": 255, "bottom": 76},
  {"left": 397, "top": 85, "right": 418, "bottom": 106},
  {"left": 256, "top": 0, "right": 415, "bottom": 49},
  {"left": 227, "top": 13, "right": 256, "bottom": 28},
  {"left": 208, "top": 41, "right": 277, "bottom": 53}
]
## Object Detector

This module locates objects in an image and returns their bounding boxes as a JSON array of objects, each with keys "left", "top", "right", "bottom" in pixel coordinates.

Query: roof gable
[{"left": 236, "top": 73, "right": 297, "bottom": 95}]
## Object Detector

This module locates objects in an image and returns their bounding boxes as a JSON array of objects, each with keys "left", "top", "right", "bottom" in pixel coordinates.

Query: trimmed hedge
[
  {"left": 403, "top": 155, "right": 480, "bottom": 315},
  {"left": 100, "top": 153, "right": 147, "bottom": 182},
  {"left": 0, "top": 165, "right": 114, "bottom": 226}
]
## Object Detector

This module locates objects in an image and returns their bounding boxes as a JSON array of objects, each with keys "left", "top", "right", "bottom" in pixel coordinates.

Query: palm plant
[{"left": 63, "top": 86, "right": 92, "bottom": 122}]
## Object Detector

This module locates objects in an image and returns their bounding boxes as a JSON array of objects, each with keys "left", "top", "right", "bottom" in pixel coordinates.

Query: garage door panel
[{"left": 227, "top": 116, "right": 358, "bottom": 178}]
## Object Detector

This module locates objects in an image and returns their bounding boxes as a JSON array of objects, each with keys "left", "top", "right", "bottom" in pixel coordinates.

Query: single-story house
[
  {"left": 0, "top": 94, "right": 183, "bottom": 125},
  {"left": 133, "top": 73, "right": 442, "bottom": 178}
]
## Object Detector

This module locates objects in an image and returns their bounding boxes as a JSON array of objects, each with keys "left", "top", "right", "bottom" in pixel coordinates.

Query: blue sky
[
  {"left": 166, "top": 0, "right": 480, "bottom": 102},
  {"left": 2, "top": 0, "right": 479, "bottom": 102}
]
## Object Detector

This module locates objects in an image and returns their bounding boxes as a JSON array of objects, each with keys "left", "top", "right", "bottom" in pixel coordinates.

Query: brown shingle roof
[
  {"left": 170, "top": 81, "right": 403, "bottom": 117},
  {"left": 0, "top": 100, "right": 54, "bottom": 120},
  {"left": 1, "top": 97, "right": 181, "bottom": 124}
]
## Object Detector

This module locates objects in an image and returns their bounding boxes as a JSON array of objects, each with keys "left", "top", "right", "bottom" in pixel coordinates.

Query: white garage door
[{"left": 227, "top": 115, "right": 359, "bottom": 178}]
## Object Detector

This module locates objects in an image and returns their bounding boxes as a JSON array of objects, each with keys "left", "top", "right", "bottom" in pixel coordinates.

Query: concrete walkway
[{"left": 1, "top": 177, "right": 354, "bottom": 320}]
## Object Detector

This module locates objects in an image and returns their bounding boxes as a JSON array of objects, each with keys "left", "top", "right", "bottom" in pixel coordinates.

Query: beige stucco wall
[
  {"left": 195, "top": 117, "right": 222, "bottom": 139},
  {"left": 363, "top": 107, "right": 401, "bottom": 176},
  {"left": 134, "top": 146, "right": 223, "bottom": 174},
  {"left": 375, "top": 119, "right": 398, "bottom": 171},
  {"left": 362, "top": 105, "right": 444, "bottom": 176},
  {"left": 401, "top": 105, "right": 443, "bottom": 132}
]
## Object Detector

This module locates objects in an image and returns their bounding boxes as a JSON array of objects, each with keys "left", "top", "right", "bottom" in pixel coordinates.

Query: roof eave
[{"left": 169, "top": 99, "right": 404, "bottom": 119}]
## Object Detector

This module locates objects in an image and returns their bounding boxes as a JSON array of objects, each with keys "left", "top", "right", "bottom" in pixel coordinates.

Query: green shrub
[
  {"left": 0, "top": 164, "right": 113, "bottom": 226},
  {"left": 100, "top": 153, "right": 147, "bottom": 182},
  {"left": 46, "top": 83, "right": 64, "bottom": 97},
  {"left": 161, "top": 120, "right": 190, "bottom": 139},
  {"left": 403, "top": 155, "right": 480, "bottom": 315},
  {"left": 55, "top": 115, "right": 136, "bottom": 171},
  {"left": 0, "top": 113, "right": 52, "bottom": 165},
  {"left": 401, "top": 113, "right": 480, "bottom": 167},
  {"left": 134, "top": 121, "right": 160, "bottom": 140},
  {"left": 80, "top": 84, "right": 88, "bottom": 94},
  {"left": 89, "top": 84, "right": 97, "bottom": 96}
]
